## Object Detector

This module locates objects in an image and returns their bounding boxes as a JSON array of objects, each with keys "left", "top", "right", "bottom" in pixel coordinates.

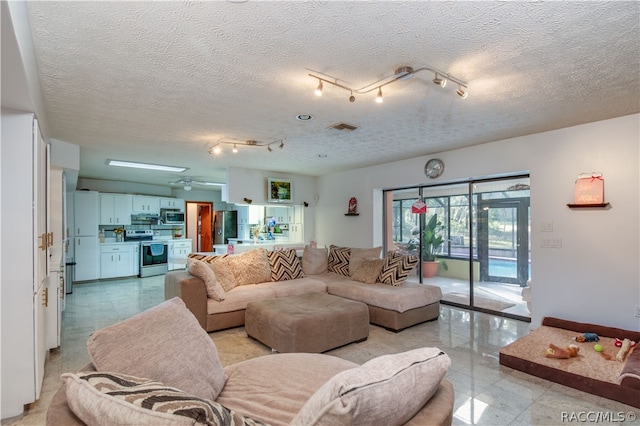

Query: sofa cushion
[
  {"left": 302, "top": 245, "right": 328, "bottom": 275},
  {"left": 218, "top": 353, "right": 358, "bottom": 426},
  {"left": 348, "top": 246, "right": 382, "bottom": 276},
  {"left": 351, "top": 257, "right": 385, "bottom": 284},
  {"left": 267, "top": 248, "right": 304, "bottom": 281},
  {"left": 87, "top": 298, "right": 227, "bottom": 401},
  {"left": 327, "top": 245, "right": 351, "bottom": 276},
  {"left": 291, "top": 347, "right": 451, "bottom": 426},
  {"left": 228, "top": 248, "right": 272, "bottom": 286},
  {"left": 63, "top": 371, "right": 257, "bottom": 426},
  {"left": 187, "top": 258, "right": 225, "bottom": 301},
  {"left": 378, "top": 251, "right": 419, "bottom": 286},
  {"left": 189, "top": 254, "right": 238, "bottom": 292}
]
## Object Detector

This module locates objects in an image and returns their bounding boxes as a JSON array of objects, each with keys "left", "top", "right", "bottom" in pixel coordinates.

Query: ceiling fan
[{"left": 169, "top": 177, "right": 224, "bottom": 191}]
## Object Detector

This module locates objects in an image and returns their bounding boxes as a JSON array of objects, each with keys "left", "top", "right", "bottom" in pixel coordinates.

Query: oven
[
  {"left": 125, "top": 230, "right": 168, "bottom": 277},
  {"left": 140, "top": 241, "right": 169, "bottom": 277}
]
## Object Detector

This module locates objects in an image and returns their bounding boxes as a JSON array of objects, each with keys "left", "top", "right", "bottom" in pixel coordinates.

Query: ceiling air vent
[{"left": 328, "top": 122, "right": 358, "bottom": 132}]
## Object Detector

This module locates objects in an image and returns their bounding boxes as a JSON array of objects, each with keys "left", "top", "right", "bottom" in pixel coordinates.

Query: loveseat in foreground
[
  {"left": 46, "top": 298, "right": 455, "bottom": 426},
  {"left": 165, "top": 245, "right": 442, "bottom": 332}
]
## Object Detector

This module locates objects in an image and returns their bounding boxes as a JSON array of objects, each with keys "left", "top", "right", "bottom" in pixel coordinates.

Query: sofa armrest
[
  {"left": 164, "top": 270, "right": 208, "bottom": 329},
  {"left": 620, "top": 347, "right": 640, "bottom": 390}
]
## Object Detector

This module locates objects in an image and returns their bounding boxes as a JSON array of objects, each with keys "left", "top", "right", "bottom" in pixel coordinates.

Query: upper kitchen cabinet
[
  {"left": 132, "top": 195, "right": 160, "bottom": 214},
  {"left": 160, "top": 198, "right": 185, "bottom": 211},
  {"left": 100, "top": 194, "right": 132, "bottom": 225},
  {"left": 74, "top": 191, "right": 99, "bottom": 236}
]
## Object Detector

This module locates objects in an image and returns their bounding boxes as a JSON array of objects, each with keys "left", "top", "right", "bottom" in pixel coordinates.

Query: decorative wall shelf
[
  {"left": 344, "top": 213, "right": 360, "bottom": 216},
  {"left": 567, "top": 203, "right": 610, "bottom": 208}
]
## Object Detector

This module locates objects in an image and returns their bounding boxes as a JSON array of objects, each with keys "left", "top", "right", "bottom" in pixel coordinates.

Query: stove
[{"left": 124, "top": 230, "right": 153, "bottom": 242}]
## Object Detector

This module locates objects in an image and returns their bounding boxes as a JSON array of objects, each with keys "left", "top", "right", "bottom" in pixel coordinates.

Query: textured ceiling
[{"left": 25, "top": 1, "right": 640, "bottom": 188}]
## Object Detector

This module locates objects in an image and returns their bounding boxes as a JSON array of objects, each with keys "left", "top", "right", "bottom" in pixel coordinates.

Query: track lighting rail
[
  {"left": 308, "top": 65, "right": 468, "bottom": 102},
  {"left": 209, "top": 139, "right": 285, "bottom": 155}
]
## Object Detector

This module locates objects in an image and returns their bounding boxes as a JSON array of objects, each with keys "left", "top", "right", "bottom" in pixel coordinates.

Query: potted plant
[{"left": 420, "top": 214, "right": 448, "bottom": 278}]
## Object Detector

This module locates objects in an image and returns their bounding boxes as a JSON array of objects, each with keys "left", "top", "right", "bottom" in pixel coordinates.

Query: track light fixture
[
  {"left": 432, "top": 73, "right": 447, "bottom": 87},
  {"left": 375, "top": 87, "right": 383, "bottom": 103},
  {"left": 314, "top": 79, "right": 323, "bottom": 96},
  {"left": 456, "top": 85, "right": 468, "bottom": 99},
  {"left": 208, "top": 139, "right": 286, "bottom": 156},
  {"left": 308, "top": 64, "right": 468, "bottom": 103}
]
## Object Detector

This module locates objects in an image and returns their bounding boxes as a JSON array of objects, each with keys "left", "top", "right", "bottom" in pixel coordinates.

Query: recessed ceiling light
[
  {"left": 296, "top": 114, "right": 313, "bottom": 121},
  {"left": 318, "top": 154, "right": 328, "bottom": 158},
  {"left": 105, "top": 159, "right": 188, "bottom": 173}
]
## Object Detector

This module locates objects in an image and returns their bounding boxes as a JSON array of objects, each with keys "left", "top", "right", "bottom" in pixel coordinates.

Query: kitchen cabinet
[
  {"left": 100, "top": 194, "right": 132, "bottom": 225},
  {"left": 289, "top": 223, "right": 304, "bottom": 243},
  {"left": 1, "top": 112, "right": 49, "bottom": 417},
  {"left": 266, "top": 206, "right": 291, "bottom": 223},
  {"left": 160, "top": 198, "right": 185, "bottom": 211},
  {"left": 168, "top": 240, "right": 192, "bottom": 270},
  {"left": 46, "top": 268, "right": 62, "bottom": 350},
  {"left": 74, "top": 191, "right": 99, "bottom": 236},
  {"left": 75, "top": 236, "right": 99, "bottom": 281},
  {"left": 100, "top": 244, "right": 135, "bottom": 279},
  {"left": 132, "top": 195, "right": 160, "bottom": 214}
]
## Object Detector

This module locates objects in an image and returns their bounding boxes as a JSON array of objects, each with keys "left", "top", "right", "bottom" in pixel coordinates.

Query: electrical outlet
[
  {"left": 541, "top": 238, "right": 562, "bottom": 248},
  {"left": 541, "top": 222, "right": 553, "bottom": 232},
  {"left": 635, "top": 305, "right": 640, "bottom": 318}
]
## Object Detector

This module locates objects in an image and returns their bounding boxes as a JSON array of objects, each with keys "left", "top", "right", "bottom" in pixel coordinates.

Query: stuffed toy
[
  {"left": 574, "top": 332, "right": 599, "bottom": 342},
  {"left": 545, "top": 343, "right": 579, "bottom": 359},
  {"left": 615, "top": 338, "right": 636, "bottom": 362}
]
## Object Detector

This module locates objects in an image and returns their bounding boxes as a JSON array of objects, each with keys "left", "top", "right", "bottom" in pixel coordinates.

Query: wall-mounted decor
[
  {"left": 345, "top": 197, "right": 359, "bottom": 216},
  {"left": 267, "top": 178, "right": 292, "bottom": 203},
  {"left": 411, "top": 198, "right": 427, "bottom": 214},
  {"left": 567, "top": 173, "right": 610, "bottom": 208},
  {"left": 424, "top": 158, "right": 445, "bottom": 179}
]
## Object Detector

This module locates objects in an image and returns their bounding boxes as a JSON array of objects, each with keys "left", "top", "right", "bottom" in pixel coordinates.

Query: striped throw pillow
[
  {"left": 377, "top": 251, "right": 419, "bottom": 286},
  {"left": 267, "top": 248, "right": 304, "bottom": 281},
  {"left": 63, "top": 371, "right": 268, "bottom": 426},
  {"left": 328, "top": 245, "right": 351, "bottom": 276}
]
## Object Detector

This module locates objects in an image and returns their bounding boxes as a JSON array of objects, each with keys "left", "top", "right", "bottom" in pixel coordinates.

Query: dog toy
[
  {"left": 616, "top": 338, "right": 635, "bottom": 362},
  {"left": 615, "top": 338, "right": 637, "bottom": 348},
  {"left": 574, "top": 333, "right": 599, "bottom": 342},
  {"left": 545, "top": 343, "right": 579, "bottom": 359},
  {"left": 594, "top": 344, "right": 603, "bottom": 352}
]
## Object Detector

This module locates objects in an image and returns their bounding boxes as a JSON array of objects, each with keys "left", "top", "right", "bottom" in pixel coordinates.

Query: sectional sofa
[{"left": 165, "top": 245, "right": 443, "bottom": 332}]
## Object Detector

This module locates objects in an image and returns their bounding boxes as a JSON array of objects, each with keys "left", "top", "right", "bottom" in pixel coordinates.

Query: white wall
[{"left": 316, "top": 114, "right": 640, "bottom": 330}]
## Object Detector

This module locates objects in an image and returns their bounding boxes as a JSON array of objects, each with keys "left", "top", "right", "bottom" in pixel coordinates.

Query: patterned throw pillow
[
  {"left": 267, "top": 249, "right": 304, "bottom": 281},
  {"left": 63, "top": 371, "right": 267, "bottom": 426},
  {"left": 351, "top": 257, "right": 385, "bottom": 284},
  {"left": 377, "top": 251, "right": 419, "bottom": 286},
  {"left": 348, "top": 247, "right": 382, "bottom": 276},
  {"left": 188, "top": 253, "right": 237, "bottom": 292},
  {"left": 327, "top": 245, "right": 351, "bottom": 276},
  {"left": 187, "top": 258, "right": 225, "bottom": 301}
]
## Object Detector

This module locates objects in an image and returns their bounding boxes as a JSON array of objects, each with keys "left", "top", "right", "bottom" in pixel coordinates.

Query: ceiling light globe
[{"left": 349, "top": 95, "right": 356, "bottom": 102}]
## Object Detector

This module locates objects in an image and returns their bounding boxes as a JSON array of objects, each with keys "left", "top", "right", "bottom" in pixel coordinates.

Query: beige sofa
[
  {"left": 46, "top": 298, "right": 455, "bottom": 426},
  {"left": 165, "top": 245, "right": 442, "bottom": 332}
]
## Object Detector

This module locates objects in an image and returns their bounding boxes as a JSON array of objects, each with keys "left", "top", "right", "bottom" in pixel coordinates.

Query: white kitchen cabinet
[
  {"left": 75, "top": 236, "right": 99, "bottom": 281},
  {"left": 169, "top": 240, "right": 192, "bottom": 270},
  {"left": 266, "top": 206, "right": 291, "bottom": 223},
  {"left": 237, "top": 223, "right": 249, "bottom": 240},
  {"left": 160, "top": 198, "right": 185, "bottom": 211},
  {"left": 46, "top": 270, "right": 62, "bottom": 350},
  {"left": 293, "top": 205, "right": 304, "bottom": 223},
  {"left": 1, "top": 112, "right": 50, "bottom": 417},
  {"left": 100, "top": 244, "right": 135, "bottom": 278},
  {"left": 289, "top": 223, "right": 304, "bottom": 243},
  {"left": 74, "top": 191, "right": 99, "bottom": 236},
  {"left": 132, "top": 195, "right": 160, "bottom": 214},
  {"left": 100, "top": 193, "right": 132, "bottom": 225},
  {"left": 236, "top": 206, "right": 248, "bottom": 225}
]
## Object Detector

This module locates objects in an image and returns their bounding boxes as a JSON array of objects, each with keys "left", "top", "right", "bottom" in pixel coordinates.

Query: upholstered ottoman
[{"left": 245, "top": 292, "right": 369, "bottom": 353}]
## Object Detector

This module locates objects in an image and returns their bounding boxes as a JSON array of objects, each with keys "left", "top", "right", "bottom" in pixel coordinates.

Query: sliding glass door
[{"left": 385, "top": 175, "right": 531, "bottom": 320}]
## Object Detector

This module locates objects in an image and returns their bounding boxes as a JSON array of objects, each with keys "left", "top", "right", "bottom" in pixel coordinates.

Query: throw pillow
[
  {"left": 64, "top": 371, "right": 267, "bottom": 426},
  {"left": 327, "top": 245, "right": 351, "bottom": 276},
  {"left": 87, "top": 297, "right": 227, "bottom": 401},
  {"left": 267, "top": 248, "right": 304, "bottom": 281},
  {"left": 291, "top": 347, "right": 451, "bottom": 426},
  {"left": 351, "top": 257, "right": 385, "bottom": 284},
  {"left": 302, "top": 246, "right": 328, "bottom": 275},
  {"left": 348, "top": 246, "right": 382, "bottom": 276},
  {"left": 187, "top": 258, "right": 225, "bottom": 301},
  {"left": 227, "top": 248, "right": 272, "bottom": 286},
  {"left": 189, "top": 254, "right": 237, "bottom": 292},
  {"left": 378, "top": 251, "right": 419, "bottom": 286}
]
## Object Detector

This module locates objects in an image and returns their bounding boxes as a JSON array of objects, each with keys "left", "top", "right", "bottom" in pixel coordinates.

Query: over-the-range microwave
[{"left": 162, "top": 210, "right": 185, "bottom": 224}]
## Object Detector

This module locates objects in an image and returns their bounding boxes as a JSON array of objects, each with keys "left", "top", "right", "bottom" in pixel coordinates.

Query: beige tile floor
[{"left": 4, "top": 275, "right": 638, "bottom": 426}]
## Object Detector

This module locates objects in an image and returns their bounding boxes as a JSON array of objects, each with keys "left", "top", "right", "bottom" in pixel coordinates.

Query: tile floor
[{"left": 4, "top": 276, "right": 638, "bottom": 426}]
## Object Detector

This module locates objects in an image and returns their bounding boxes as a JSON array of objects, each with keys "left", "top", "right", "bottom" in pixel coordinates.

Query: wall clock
[{"left": 424, "top": 159, "right": 445, "bottom": 179}]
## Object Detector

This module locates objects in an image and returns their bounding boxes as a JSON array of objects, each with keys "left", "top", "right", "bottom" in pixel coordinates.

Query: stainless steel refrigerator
[{"left": 213, "top": 210, "right": 237, "bottom": 245}]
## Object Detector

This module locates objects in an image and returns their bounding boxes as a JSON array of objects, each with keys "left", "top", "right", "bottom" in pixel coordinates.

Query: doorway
[{"left": 186, "top": 202, "right": 213, "bottom": 253}]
